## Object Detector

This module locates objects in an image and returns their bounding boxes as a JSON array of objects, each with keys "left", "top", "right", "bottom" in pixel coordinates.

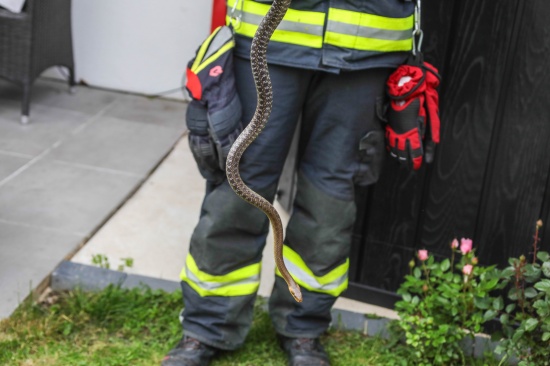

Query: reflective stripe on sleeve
[
  {"left": 276, "top": 245, "right": 349, "bottom": 297},
  {"left": 181, "top": 254, "right": 261, "bottom": 297}
]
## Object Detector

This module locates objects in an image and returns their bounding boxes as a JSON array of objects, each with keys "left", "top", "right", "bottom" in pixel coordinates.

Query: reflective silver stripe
[
  {"left": 185, "top": 266, "right": 260, "bottom": 291},
  {"left": 228, "top": 7, "right": 324, "bottom": 36},
  {"left": 327, "top": 20, "right": 412, "bottom": 41},
  {"left": 284, "top": 259, "right": 348, "bottom": 292}
]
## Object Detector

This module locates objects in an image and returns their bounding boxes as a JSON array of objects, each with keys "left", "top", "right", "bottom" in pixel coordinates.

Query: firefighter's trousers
[{"left": 180, "top": 57, "right": 390, "bottom": 350}]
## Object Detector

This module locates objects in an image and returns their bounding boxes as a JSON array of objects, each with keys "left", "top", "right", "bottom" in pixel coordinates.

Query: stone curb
[{"left": 51, "top": 261, "right": 379, "bottom": 334}]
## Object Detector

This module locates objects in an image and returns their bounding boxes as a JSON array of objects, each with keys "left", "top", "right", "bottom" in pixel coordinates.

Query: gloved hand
[{"left": 385, "top": 58, "right": 441, "bottom": 170}]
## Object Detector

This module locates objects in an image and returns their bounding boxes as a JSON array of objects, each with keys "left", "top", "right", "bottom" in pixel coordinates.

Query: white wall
[{"left": 47, "top": 0, "right": 213, "bottom": 100}]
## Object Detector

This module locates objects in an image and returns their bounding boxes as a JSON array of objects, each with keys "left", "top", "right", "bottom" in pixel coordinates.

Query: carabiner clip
[
  {"left": 230, "top": 0, "right": 243, "bottom": 30},
  {"left": 411, "top": 0, "right": 423, "bottom": 56}
]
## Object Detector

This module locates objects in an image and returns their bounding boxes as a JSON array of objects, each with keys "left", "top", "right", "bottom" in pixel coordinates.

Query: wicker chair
[{"left": 0, "top": 0, "right": 75, "bottom": 123}]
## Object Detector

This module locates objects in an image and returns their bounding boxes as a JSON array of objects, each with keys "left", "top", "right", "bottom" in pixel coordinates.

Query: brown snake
[{"left": 225, "top": 0, "right": 302, "bottom": 303}]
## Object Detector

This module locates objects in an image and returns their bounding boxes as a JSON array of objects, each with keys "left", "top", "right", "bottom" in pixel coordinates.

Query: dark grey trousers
[{"left": 181, "top": 57, "right": 390, "bottom": 350}]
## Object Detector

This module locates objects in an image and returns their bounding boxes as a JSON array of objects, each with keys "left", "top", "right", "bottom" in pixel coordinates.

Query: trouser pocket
[
  {"left": 187, "top": 101, "right": 225, "bottom": 183},
  {"left": 355, "top": 129, "right": 385, "bottom": 186},
  {"left": 186, "top": 95, "right": 243, "bottom": 184}
]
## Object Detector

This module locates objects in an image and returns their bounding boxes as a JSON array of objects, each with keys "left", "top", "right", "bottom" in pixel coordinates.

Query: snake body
[{"left": 226, "top": 0, "right": 302, "bottom": 303}]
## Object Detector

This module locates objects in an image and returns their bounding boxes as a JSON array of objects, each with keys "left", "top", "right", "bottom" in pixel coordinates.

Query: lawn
[{"left": 0, "top": 285, "right": 500, "bottom": 365}]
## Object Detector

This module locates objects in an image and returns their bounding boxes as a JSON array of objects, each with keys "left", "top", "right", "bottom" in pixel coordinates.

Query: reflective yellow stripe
[
  {"left": 191, "top": 28, "right": 222, "bottom": 71},
  {"left": 324, "top": 31, "right": 412, "bottom": 52},
  {"left": 228, "top": 0, "right": 325, "bottom": 25},
  {"left": 227, "top": 17, "right": 323, "bottom": 48},
  {"left": 226, "top": 0, "right": 325, "bottom": 48},
  {"left": 325, "top": 8, "right": 413, "bottom": 52},
  {"left": 276, "top": 245, "right": 349, "bottom": 297},
  {"left": 328, "top": 8, "right": 414, "bottom": 31},
  {"left": 191, "top": 40, "right": 235, "bottom": 74},
  {"left": 181, "top": 254, "right": 261, "bottom": 297}
]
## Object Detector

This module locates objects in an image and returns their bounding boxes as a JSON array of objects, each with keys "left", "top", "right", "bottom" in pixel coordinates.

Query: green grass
[{"left": 0, "top": 286, "right": 500, "bottom": 365}]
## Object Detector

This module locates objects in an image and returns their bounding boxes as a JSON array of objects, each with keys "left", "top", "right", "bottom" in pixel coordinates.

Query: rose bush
[{"left": 394, "top": 239, "right": 504, "bottom": 365}]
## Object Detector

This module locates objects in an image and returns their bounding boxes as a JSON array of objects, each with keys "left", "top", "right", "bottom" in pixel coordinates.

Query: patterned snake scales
[{"left": 226, "top": 0, "right": 302, "bottom": 303}]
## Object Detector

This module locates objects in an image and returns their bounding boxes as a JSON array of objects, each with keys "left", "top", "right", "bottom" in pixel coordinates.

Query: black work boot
[
  {"left": 278, "top": 335, "right": 331, "bottom": 366},
  {"left": 161, "top": 336, "right": 217, "bottom": 366}
]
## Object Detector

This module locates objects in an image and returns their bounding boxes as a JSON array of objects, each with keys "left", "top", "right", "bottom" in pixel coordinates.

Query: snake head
[{"left": 289, "top": 283, "right": 303, "bottom": 303}]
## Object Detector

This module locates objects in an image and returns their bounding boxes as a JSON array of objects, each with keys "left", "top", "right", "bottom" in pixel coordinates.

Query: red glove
[{"left": 385, "top": 59, "right": 441, "bottom": 170}]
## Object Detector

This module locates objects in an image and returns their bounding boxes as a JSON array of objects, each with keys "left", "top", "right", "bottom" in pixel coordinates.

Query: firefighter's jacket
[{"left": 228, "top": 0, "right": 416, "bottom": 72}]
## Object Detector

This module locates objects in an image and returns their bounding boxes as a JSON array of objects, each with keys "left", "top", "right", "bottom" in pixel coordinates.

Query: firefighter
[{"left": 163, "top": 1, "right": 417, "bottom": 365}]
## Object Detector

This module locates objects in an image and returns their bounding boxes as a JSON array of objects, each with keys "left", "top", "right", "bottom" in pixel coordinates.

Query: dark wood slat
[
  {"left": 418, "top": 0, "right": 521, "bottom": 256},
  {"left": 475, "top": 0, "right": 550, "bottom": 265}
]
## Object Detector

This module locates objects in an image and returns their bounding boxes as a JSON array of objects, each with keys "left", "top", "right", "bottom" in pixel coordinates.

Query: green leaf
[
  {"left": 512, "top": 330, "right": 524, "bottom": 343},
  {"left": 483, "top": 309, "right": 498, "bottom": 322},
  {"left": 500, "top": 314, "right": 509, "bottom": 325},
  {"left": 501, "top": 266, "right": 516, "bottom": 278},
  {"left": 401, "top": 292, "right": 412, "bottom": 302},
  {"left": 508, "top": 287, "right": 520, "bottom": 301},
  {"left": 543, "top": 332, "right": 550, "bottom": 342},
  {"left": 474, "top": 297, "right": 491, "bottom": 310},
  {"left": 506, "top": 303, "right": 516, "bottom": 313},
  {"left": 537, "top": 251, "right": 550, "bottom": 262},
  {"left": 440, "top": 259, "right": 450, "bottom": 272},
  {"left": 413, "top": 267, "right": 422, "bottom": 279},
  {"left": 493, "top": 297, "right": 504, "bottom": 311},
  {"left": 542, "top": 262, "right": 550, "bottom": 278},
  {"left": 524, "top": 318, "right": 539, "bottom": 332},
  {"left": 524, "top": 287, "right": 538, "bottom": 298},
  {"left": 524, "top": 264, "right": 541, "bottom": 281},
  {"left": 534, "top": 279, "right": 550, "bottom": 295},
  {"left": 482, "top": 278, "right": 500, "bottom": 291}
]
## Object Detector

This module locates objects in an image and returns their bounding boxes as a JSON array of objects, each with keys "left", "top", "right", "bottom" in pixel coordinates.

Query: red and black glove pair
[{"left": 385, "top": 56, "right": 441, "bottom": 170}]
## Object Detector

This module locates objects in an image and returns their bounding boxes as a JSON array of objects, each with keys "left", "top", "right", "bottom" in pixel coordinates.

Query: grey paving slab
[
  {"left": 0, "top": 222, "right": 81, "bottom": 318},
  {"left": 0, "top": 159, "right": 142, "bottom": 235},
  {"left": 47, "top": 116, "right": 184, "bottom": 176},
  {"left": 104, "top": 93, "right": 187, "bottom": 131},
  {"left": 0, "top": 103, "right": 89, "bottom": 157},
  {"left": 0, "top": 152, "right": 32, "bottom": 181},
  {"left": 0, "top": 78, "right": 119, "bottom": 116}
]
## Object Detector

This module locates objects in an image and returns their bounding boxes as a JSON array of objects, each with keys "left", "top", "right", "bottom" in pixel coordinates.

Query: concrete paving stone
[
  {"left": 70, "top": 137, "right": 200, "bottom": 281},
  {"left": 0, "top": 103, "right": 89, "bottom": 157},
  {"left": 0, "top": 222, "right": 82, "bottom": 318},
  {"left": 0, "top": 159, "right": 142, "bottom": 235},
  {"left": 104, "top": 93, "right": 188, "bottom": 131},
  {"left": 47, "top": 116, "right": 183, "bottom": 176},
  {"left": 0, "top": 78, "right": 119, "bottom": 116},
  {"left": 0, "top": 152, "right": 32, "bottom": 181}
]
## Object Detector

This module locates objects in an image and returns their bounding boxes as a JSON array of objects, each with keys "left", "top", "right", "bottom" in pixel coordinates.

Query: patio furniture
[{"left": 0, "top": 0, "right": 75, "bottom": 124}]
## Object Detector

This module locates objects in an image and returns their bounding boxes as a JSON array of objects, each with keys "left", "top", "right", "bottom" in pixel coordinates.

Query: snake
[{"left": 225, "top": 0, "right": 302, "bottom": 303}]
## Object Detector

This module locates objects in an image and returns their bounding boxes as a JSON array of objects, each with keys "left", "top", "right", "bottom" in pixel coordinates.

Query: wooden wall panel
[
  {"left": 475, "top": 0, "right": 550, "bottom": 265},
  {"left": 418, "top": 0, "right": 521, "bottom": 256},
  {"left": 353, "top": 0, "right": 456, "bottom": 290},
  {"left": 346, "top": 0, "right": 550, "bottom": 306}
]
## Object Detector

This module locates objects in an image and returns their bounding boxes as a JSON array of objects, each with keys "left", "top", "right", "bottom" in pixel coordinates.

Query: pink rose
[
  {"left": 451, "top": 238, "right": 459, "bottom": 249},
  {"left": 460, "top": 238, "right": 473, "bottom": 255},
  {"left": 463, "top": 264, "right": 473, "bottom": 275},
  {"left": 418, "top": 250, "right": 429, "bottom": 261}
]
